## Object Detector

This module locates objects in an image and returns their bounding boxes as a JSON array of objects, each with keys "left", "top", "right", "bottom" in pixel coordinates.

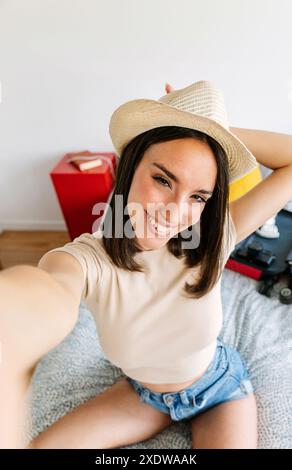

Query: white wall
[{"left": 0, "top": 0, "right": 291, "bottom": 231}]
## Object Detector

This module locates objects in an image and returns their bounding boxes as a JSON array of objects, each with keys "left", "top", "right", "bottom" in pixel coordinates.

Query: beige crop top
[{"left": 46, "top": 209, "right": 237, "bottom": 384}]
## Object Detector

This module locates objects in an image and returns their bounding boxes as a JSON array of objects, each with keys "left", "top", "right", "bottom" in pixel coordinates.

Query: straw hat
[{"left": 109, "top": 80, "right": 258, "bottom": 183}]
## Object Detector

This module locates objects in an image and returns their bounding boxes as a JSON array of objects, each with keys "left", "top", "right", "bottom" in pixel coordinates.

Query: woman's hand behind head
[{"left": 165, "top": 83, "right": 175, "bottom": 94}]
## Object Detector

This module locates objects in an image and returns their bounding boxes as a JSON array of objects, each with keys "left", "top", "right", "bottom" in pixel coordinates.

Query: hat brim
[{"left": 109, "top": 98, "right": 259, "bottom": 184}]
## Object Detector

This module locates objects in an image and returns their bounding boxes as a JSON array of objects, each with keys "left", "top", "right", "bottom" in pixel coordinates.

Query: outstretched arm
[{"left": 0, "top": 254, "right": 84, "bottom": 448}]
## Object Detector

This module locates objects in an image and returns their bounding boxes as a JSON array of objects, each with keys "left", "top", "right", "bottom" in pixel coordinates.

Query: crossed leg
[{"left": 191, "top": 392, "right": 258, "bottom": 449}]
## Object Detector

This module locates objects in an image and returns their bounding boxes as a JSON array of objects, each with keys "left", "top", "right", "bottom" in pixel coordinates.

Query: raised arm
[
  {"left": 228, "top": 127, "right": 292, "bottom": 244},
  {"left": 230, "top": 127, "right": 292, "bottom": 170},
  {"left": 165, "top": 82, "right": 292, "bottom": 244},
  {"left": 165, "top": 82, "right": 292, "bottom": 170}
]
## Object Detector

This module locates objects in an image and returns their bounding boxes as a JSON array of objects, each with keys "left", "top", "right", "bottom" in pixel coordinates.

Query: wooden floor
[{"left": 0, "top": 230, "right": 71, "bottom": 270}]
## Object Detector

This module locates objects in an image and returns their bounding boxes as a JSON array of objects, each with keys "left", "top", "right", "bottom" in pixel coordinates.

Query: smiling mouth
[{"left": 145, "top": 210, "right": 177, "bottom": 236}]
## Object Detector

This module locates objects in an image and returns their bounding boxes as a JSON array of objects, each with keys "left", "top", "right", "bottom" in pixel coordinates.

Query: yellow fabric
[{"left": 229, "top": 164, "right": 262, "bottom": 202}]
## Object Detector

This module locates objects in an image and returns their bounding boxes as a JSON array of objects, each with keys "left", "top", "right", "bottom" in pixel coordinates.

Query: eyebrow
[{"left": 152, "top": 162, "right": 214, "bottom": 195}]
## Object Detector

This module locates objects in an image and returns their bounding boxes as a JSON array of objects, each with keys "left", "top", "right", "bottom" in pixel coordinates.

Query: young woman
[{"left": 1, "top": 81, "right": 292, "bottom": 449}]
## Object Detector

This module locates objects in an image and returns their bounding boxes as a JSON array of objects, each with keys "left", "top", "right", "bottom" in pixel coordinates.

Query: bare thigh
[
  {"left": 28, "top": 377, "right": 173, "bottom": 449},
  {"left": 191, "top": 393, "right": 258, "bottom": 449}
]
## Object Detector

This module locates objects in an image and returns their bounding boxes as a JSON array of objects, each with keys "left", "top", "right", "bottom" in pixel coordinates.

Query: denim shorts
[{"left": 126, "top": 338, "right": 254, "bottom": 422}]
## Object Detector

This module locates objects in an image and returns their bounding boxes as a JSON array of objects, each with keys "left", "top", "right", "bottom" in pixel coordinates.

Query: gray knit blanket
[{"left": 24, "top": 268, "right": 292, "bottom": 448}]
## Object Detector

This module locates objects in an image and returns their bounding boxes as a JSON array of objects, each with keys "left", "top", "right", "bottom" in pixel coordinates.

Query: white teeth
[{"left": 147, "top": 212, "right": 171, "bottom": 235}]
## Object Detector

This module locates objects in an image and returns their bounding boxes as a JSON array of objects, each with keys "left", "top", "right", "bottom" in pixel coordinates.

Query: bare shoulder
[{"left": 229, "top": 164, "right": 292, "bottom": 245}]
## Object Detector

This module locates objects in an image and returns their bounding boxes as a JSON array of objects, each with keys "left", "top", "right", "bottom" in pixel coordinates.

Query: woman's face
[{"left": 127, "top": 138, "right": 218, "bottom": 251}]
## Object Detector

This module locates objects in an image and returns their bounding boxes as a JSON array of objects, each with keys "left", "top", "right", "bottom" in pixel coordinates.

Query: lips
[
  {"left": 145, "top": 210, "right": 177, "bottom": 229},
  {"left": 144, "top": 210, "right": 178, "bottom": 238}
]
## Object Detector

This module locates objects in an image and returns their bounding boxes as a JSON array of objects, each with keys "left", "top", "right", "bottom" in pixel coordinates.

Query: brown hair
[{"left": 102, "top": 126, "right": 231, "bottom": 299}]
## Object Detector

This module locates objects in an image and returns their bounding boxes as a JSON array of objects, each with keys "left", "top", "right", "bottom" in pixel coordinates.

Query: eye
[
  {"left": 152, "top": 175, "right": 170, "bottom": 188},
  {"left": 152, "top": 175, "right": 207, "bottom": 204},
  {"left": 191, "top": 194, "right": 207, "bottom": 204}
]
